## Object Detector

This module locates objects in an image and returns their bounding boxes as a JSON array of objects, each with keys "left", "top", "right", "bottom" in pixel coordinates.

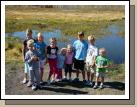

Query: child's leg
[
  {"left": 82, "top": 71, "right": 86, "bottom": 80},
  {"left": 27, "top": 70, "right": 34, "bottom": 87},
  {"left": 40, "top": 68, "right": 44, "bottom": 81},
  {"left": 91, "top": 73, "right": 94, "bottom": 82},
  {"left": 100, "top": 76, "right": 104, "bottom": 86},
  {"left": 34, "top": 69, "right": 40, "bottom": 85},
  {"left": 87, "top": 72, "right": 90, "bottom": 81}
]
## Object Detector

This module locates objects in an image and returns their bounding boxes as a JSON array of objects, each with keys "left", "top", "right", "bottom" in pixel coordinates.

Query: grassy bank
[{"left": 5, "top": 6, "right": 125, "bottom": 38}]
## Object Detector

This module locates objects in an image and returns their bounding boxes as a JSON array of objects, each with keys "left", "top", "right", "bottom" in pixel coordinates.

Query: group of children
[{"left": 22, "top": 28, "right": 109, "bottom": 90}]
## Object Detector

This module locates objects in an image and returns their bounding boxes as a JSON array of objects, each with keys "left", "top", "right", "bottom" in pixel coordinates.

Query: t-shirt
[
  {"left": 86, "top": 44, "right": 98, "bottom": 65},
  {"left": 65, "top": 52, "right": 74, "bottom": 64},
  {"left": 23, "top": 38, "right": 37, "bottom": 59},
  {"left": 96, "top": 56, "right": 109, "bottom": 72},
  {"left": 57, "top": 54, "right": 66, "bottom": 69},
  {"left": 34, "top": 41, "right": 46, "bottom": 60},
  {"left": 47, "top": 45, "right": 58, "bottom": 59},
  {"left": 25, "top": 50, "right": 39, "bottom": 70},
  {"left": 73, "top": 40, "right": 88, "bottom": 60}
]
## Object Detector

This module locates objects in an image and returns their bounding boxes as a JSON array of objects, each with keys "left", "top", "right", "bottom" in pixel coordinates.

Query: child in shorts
[
  {"left": 47, "top": 37, "right": 58, "bottom": 84},
  {"left": 63, "top": 44, "right": 74, "bottom": 81},
  {"left": 34, "top": 33, "right": 47, "bottom": 83},
  {"left": 56, "top": 48, "right": 67, "bottom": 81},
  {"left": 25, "top": 39, "right": 40, "bottom": 90},
  {"left": 85, "top": 35, "right": 98, "bottom": 86},
  {"left": 73, "top": 31, "right": 88, "bottom": 84},
  {"left": 93, "top": 48, "right": 109, "bottom": 89}
]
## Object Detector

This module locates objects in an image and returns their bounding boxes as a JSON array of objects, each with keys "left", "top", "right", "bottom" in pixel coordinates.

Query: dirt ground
[{"left": 5, "top": 63, "right": 125, "bottom": 95}]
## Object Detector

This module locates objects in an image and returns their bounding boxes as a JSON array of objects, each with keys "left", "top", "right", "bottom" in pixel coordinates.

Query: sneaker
[
  {"left": 68, "top": 78, "right": 72, "bottom": 82},
  {"left": 73, "top": 78, "right": 79, "bottom": 82},
  {"left": 62, "top": 77, "right": 67, "bottom": 81},
  {"left": 22, "top": 78, "right": 27, "bottom": 84},
  {"left": 93, "top": 85, "right": 98, "bottom": 89},
  {"left": 27, "top": 81, "right": 32, "bottom": 87},
  {"left": 32, "top": 85, "right": 37, "bottom": 90},
  {"left": 86, "top": 80, "right": 93, "bottom": 86},
  {"left": 99, "top": 85, "right": 104, "bottom": 89}
]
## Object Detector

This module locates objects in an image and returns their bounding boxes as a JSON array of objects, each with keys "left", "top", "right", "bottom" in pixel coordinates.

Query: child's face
[
  {"left": 67, "top": 47, "right": 72, "bottom": 53},
  {"left": 50, "top": 39, "right": 56, "bottom": 47},
  {"left": 27, "top": 32, "right": 32, "bottom": 39},
  {"left": 61, "top": 50, "right": 66, "bottom": 55},
  {"left": 88, "top": 39, "right": 95, "bottom": 44},
  {"left": 99, "top": 50, "right": 106, "bottom": 56},
  {"left": 38, "top": 35, "right": 43, "bottom": 42},
  {"left": 28, "top": 45, "right": 33, "bottom": 50},
  {"left": 78, "top": 35, "right": 84, "bottom": 40}
]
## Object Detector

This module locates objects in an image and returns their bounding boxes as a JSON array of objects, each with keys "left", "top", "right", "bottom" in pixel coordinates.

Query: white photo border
[{"left": 1, "top": 1, "right": 129, "bottom": 100}]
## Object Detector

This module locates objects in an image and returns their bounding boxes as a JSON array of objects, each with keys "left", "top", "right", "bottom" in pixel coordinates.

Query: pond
[{"left": 5, "top": 24, "right": 125, "bottom": 64}]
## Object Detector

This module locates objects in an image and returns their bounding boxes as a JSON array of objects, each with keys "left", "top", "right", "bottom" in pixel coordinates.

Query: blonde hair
[
  {"left": 60, "top": 48, "right": 67, "bottom": 54},
  {"left": 49, "top": 37, "right": 57, "bottom": 42},
  {"left": 37, "top": 32, "right": 43, "bottom": 38},
  {"left": 88, "top": 35, "right": 95, "bottom": 41},
  {"left": 27, "top": 39, "right": 34, "bottom": 47},
  {"left": 99, "top": 48, "right": 106, "bottom": 53}
]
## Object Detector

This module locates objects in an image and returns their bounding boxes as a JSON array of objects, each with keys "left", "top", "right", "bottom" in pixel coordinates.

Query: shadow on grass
[{"left": 40, "top": 85, "right": 88, "bottom": 95}]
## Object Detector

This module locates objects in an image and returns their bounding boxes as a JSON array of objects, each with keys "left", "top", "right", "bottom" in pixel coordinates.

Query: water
[{"left": 5, "top": 25, "right": 125, "bottom": 64}]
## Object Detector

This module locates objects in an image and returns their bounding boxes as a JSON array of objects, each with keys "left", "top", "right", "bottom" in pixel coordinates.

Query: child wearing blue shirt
[
  {"left": 34, "top": 33, "right": 47, "bottom": 83},
  {"left": 73, "top": 31, "right": 88, "bottom": 84}
]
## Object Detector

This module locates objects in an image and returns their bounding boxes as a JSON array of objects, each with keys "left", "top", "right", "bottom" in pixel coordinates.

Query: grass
[{"left": 5, "top": 6, "right": 125, "bottom": 38}]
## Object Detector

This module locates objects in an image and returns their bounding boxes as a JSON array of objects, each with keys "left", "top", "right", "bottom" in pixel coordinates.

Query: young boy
[
  {"left": 85, "top": 35, "right": 98, "bottom": 86},
  {"left": 22, "top": 28, "right": 37, "bottom": 84},
  {"left": 73, "top": 31, "right": 88, "bottom": 84},
  {"left": 93, "top": 48, "right": 109, "bottom": 89},
  {"left": 34, "top": 33, "right": 47, "bottom": 83},
  {"left": 25, "top": 39, "right": 40, "bottom": 90}
]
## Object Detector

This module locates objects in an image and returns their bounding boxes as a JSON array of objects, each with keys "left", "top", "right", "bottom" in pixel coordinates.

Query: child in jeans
[
  {"left": 56, "top": 48, "right": 67, "bottom": 82},
  {"left": 34, "top": 33, "right": 47, "bottom": 83},
  {"left": 93, "top": 48, "right": 109, "bottom": 89},
  {"left": 85, "top": 35, "right": 98, "bottom": 86},
  {"left": 47, "top": 37, "right": 58, "bottom": 84},
  {"left": 25, "top": 39, "right": 40, "bottom": 90},
  {"left": 22, "top": 28, "right": 37, "bottom": 84},
  {"left": 63, "top": 44, "right": 74, "bottom": 81}
]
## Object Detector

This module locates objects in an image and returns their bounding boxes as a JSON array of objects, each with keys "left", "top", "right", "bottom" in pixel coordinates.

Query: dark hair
[{"left": 78, "top": 31, "right": 84, "bottom": 36}]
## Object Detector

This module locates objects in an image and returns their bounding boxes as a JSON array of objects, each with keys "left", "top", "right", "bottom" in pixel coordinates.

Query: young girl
[
  {"left": 47, "top": 37, "right": 58, "bottom": 84},
  {"left": 56, "top": 48, "right": 67, "bottom": 82},
  {"left": 63, "top": 44, "right": 74, "bottom": 81},
  {"left": 34, "top": 33, "right": 47, "bottom": 83}
]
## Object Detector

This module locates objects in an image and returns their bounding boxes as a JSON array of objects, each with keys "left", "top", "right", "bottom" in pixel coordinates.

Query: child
[
  {"left": 64, "top": 44, "right": 74, "bottom": 81},
  {"left": 93, "top": 48, "right": 109, "bottom": 89},
  {"left": 34, "top": 33, "right": 47, "bottom": 83},
  {"left": 22, "top": 28, "right": 37, "bottom": 84},
  {"left": 85, "top": 35, "right": 98, "bottom": 86},
  {"left": 56, "top": 48, "right": 67, "bottom": 81},
  {"left": 47, "top": 37, "right": 58, "bottom": 84},
  {"left": 73, "top": 31, "right": 88, "bottom": 84},
  {"left": 25, "top": 39, "right": 40, "bottom": 90}
]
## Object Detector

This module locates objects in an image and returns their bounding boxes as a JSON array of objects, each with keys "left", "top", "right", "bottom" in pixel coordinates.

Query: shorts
[
  {"left": 65, "top": 64, "right": 72, "bottom": 73},
  {"left": 73, "top": 58, "right": 85, "bottom": 71},
  {"left": 39, "top": 59, "right": 46, "bottom": 69},
  {"left": 85, "top": 64, "right": 95, "bottom": 73},
  {"left": 24, "top": 62, "right": 29, "bottom": 74},
  {"left": 96, "top": 72, "right": 105, "bottom": 78}
]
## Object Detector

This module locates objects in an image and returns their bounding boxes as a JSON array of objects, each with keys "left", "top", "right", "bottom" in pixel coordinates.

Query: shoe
[
  {"left": 93, "top": 85, "right": 98, "bottom": 89},
  {"left": 62, "top": 77, "right": 67, "bottom": 81},
  {"left": 32, "top": 85, "right": 37, "bottom": 90},
  {"left": 27, "top": 81, "right": 32, "bottom": 87},
  {"left": 86, "top": 80, "right": 93, "bottom": 86},
  {"left": 73, "top": 78, "right": 79, "bottom": 82},
  {"left": 22, "top": 78, "right": 27, "bottom": 84},
  {"left": 99, "top": 85, "right": 104, "bottom": 89},
  {"left": 68, "top": 78, "right": 72, "bottom": 82}
]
